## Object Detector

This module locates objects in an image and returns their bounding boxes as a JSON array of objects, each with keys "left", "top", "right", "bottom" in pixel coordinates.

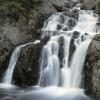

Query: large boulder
[
  {"left": 84, "top": 34, "right": 100, "bottom": 98},
  {"left": 13, "top": 37, "right": 49, "bottom": 87}
]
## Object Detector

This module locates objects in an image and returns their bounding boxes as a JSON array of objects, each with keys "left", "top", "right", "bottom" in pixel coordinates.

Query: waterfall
[
  {"left": 1, "top": 1, "right": 99, "bottom": 98},
  {"left": 73, "top": 10, "right": 98, "bottom": 36},
  {"left": 0, "top": 0, "right": 100, "bottom": 100},
  {"left": 2, "top": 45, "right": 23, "bottom": 84},
  {"left": 39, "top": 36, "right": 60, "bottom": 86},
  {"left": 38, "top": 8, "right": 98, "bottom": 89},
  {"left": 70, "top": 39, "right": 91, "bottom": 88},
  {"left": 39, "top": 34, "right": 92, "bottom": 88},
  {"left": 60, "top": 36, "right": 71, "bottom": 88},
  {"left": 2, "top": 40, "right": 40, "bottom": 84}
]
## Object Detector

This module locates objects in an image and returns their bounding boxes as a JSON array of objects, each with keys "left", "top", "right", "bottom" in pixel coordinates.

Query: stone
[
  {"left": 81, "top": 0, "right": 96, "bottom": 10},
  {"left": 84, "top": 34, "right": 100, "bottom": 98},
  {"left": 64, "top": 9, "right": 79, "bottom": 20},
  {"left": 69, "top": 31, "right": 80, "bottom": 63},
  {"left": 13, "top": 37, "right": 49, "bottom": 87},
  {"left": 63, "top": 27, "right": 69, "bottom": 31},
  {"left": 56, "top": 24, "right": 62, "bottom": 30}
]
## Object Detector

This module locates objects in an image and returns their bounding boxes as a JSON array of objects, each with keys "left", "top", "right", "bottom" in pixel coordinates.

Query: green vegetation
[
  {"left": 96, "top": 0, "right": 100, "bottom": 6},
  {"left": 0, "top": 0, "right": 35, "bottom": 19},
  {"left": 96, "top": 0, "right": 100, "bottom": 14}
]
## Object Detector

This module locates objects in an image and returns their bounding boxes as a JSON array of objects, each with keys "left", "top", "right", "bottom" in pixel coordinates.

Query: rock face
[
  {"left": 84, "top": 34, "right": 100, "bottom": 98},
  {"left": 0, "top": 0, "right": 59, "bottom": 83},
  {"left": 0, "top": 0, "right": 58, "bottom": 46},
  {"left": 81, "top": 0, "right": 96, "bottom": 10},
  {"left": 13, "top": 37, "right": 49, "bottom": 87}
]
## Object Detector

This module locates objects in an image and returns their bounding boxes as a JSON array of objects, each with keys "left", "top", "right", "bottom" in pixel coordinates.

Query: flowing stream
[
  {"left": 39, "top": 10, "right": 98, "bottom": 89},
  {"left": 0, "top": 1, "right": 99, "bottom": 100}
]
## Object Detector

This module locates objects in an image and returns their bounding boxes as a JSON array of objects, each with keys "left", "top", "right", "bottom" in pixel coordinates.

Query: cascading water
[
  {"left": 39, "top": 36, "right": 60, "bottom": 86},
  {"left": 0, "top": 1, "right": 99, "bottom": 100},
  {"left": 73, "top": 10, "right": 98, "bottom": 36},
  {"left": 39, "top": 9, "right": 98, "bottom": 89},
  {"left": 2, "top": 45, "right": 23, "bottom": 84},
  {"left": 2, "top": 41, "right": 40, "bottom": 84},
  {"left": 70, "top": 39, "right": 91, "bottom": 88}
]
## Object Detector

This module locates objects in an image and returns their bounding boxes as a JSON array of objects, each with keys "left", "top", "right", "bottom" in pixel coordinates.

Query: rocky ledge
[
  {"left": 84, "top": 34, "right": 100, "bottom": 99},
  {"left": 12, "top": 37, "right": 49, "bottom": 87}
]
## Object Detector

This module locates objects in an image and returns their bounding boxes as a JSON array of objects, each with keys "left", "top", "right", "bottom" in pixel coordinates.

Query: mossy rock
[{"left": 96, "top": 0, "right": 100, "bottom": 14}]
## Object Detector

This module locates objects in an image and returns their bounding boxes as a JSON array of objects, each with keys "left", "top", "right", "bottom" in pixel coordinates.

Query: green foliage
[
  {"left": 96, "top": 0, "right": 100, "bottom": 5},
  {"left": 0, "top": 0, "right": 8, "bottom": 15},
  {"left": 0, "top": 0, "right": 35, "bottom": 18},
  {"left": 96, "top": 0, "right": 100, "bottom": 14},
  {"left": 9, "top": 1, "right": 25, "bottom": 12}
]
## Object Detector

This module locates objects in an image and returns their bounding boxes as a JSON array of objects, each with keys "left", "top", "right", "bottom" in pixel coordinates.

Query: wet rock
[
  {"left": 67, "top": 18, "right": 77, "bottom": 30},
  {"left": 63, "top": 10, "right": 78, "bottom": 30},
  {"left": 63, "top": 0, "right": 78, "bottom": 10},
  {"left": 13, "top": 37, "right": 49, "bottom": 87},
  {"left": 96, "top": 22, "right": 100, "bottom": 33},
  {"left": 63, "top": 9, "right": 79, "bottom": 30},
  {"left": 84, "top": 34, "right": 100, "bottom": 98},
  {"left": 64, "top": 9, "right": 79, "bottom": 20},
  {"left": 73, "top": 31, "right": 80, "bottom": 38},
  {"left": 71, "top": 9, "right": 79, "bottom": 20},
  {"left": 63, "top": 27, "right": 69, "bottom": 31},
  {"left": 69, "top": 31, "right": 80, "bottom": 63},
  {"left": 58, "top": 36, "right": 64, "bottom": 68},
  {"left": 56, "top": 24, "right": 62, "bottom": 30},
  {"left": 59, "top": 15, "right": 65, "bottom": 24}
]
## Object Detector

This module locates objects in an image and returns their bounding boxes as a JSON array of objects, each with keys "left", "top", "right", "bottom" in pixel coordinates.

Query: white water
[
  {"left": 39, "top": 9, "right": 98, "bottom": 88},
  {"left": 2, "top": 45, "right": 23, "bottom": 84},
  {"left": 39, "top": 36, "right": 60, "bottom": 86},
  {"left": 2, "top": 40, "right": 40, "bottom": 84},
  {"left": 2, "top": 8, "right": 97, "bottom": 87},
  {"left": 70, "top": 39, "right": 92, "bottom": 88},
  {"left": 73, "top": 10, "right": 98, "bottom": 36},
  {"left": 0, "top": 1, "right": 99, "bottom": 100},
  {"left": 60, "top": 36, "right": 71, "bottom": 88}
]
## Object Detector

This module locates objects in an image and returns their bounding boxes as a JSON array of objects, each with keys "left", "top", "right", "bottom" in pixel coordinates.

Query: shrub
[
  {"left": 96, "top": 0, "right": 100, "bottom": 6},
  {"left": 0, "top": 0, "right": 34, "bottom": 18},
  {"left": 96, "top": 0, "right": 100, "bottom": 14}
]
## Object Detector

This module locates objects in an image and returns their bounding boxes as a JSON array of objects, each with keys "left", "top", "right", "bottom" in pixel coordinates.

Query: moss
[
  {"left": 96, "top": 0, "right": 100, "bottom": 14},
  {"left": 96, "top": 0, "right": 100, "bottom": 7},
  {"left": 0, "top": 0, "right": 35, "bottom": 20}
]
